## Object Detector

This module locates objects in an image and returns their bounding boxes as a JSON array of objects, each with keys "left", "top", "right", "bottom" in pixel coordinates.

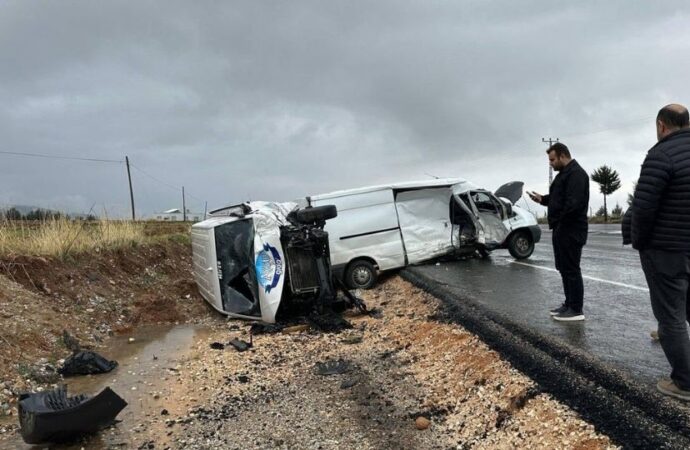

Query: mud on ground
[
  {"left": 0, "top": 238, "right": 616, "bottom": 449},
  {"left": 0, "top": 235, "right": 218, "bottom": 419}
]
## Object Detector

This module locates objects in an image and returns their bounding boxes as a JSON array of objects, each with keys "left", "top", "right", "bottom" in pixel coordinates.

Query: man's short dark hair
[
  {"left": 657, "top": 105, "right": 689, "bottom": 129},
  {"left": 546, "top": 142, "right": 571, "bottom": 158}
]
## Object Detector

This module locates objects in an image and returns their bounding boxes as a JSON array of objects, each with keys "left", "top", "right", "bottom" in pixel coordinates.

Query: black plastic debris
[
  {"left": 58, "top": 351, "right": 118, "bottom": 377},
  {"left": 249, "top": 323, "right": 284, "bottom": 335},
  {"left": 210, "top": 342, "right": 225, "bottom": 350},
  {"left": 308, "top": 310, "right": 353, "bottom": 333},
  {"left": 314, "top": 359, "right": 352, "bottom": 376},
  {"left": 237, "top": 375, "right": 250, "bottom": 383},
  {"left": 340, "top": 379, "right": 358, "bottom": 389},
  {"left": 18, "top": 385, "right": 127, "bottom": 444},
  {"left": 228, "top": 338, "right": 252, "bottom": 352},
  {"left": 366, "top": 307, "right": 384, "bottom": 319}
]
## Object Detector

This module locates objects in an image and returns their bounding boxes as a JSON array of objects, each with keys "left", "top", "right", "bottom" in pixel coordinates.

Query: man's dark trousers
[
  {"left": 552, "top": 225, "right": 585, "bottom": 312},
  {"left": 640, "top": 248, "right": 690, "bottom": 389}
]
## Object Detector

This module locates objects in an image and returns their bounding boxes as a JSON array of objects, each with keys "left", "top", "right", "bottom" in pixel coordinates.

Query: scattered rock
[{"left": 415, "top": 416, "right": 431, "bottom": 430}]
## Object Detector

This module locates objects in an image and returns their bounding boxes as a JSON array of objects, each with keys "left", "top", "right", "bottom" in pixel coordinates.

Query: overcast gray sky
[{"left": 1, "top": 1, "right": 688, "bottom": 218}]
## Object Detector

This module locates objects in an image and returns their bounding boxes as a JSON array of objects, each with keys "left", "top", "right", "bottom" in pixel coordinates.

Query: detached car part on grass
[
  {"left": 192, "top": 202, "right": 365, "bottom": 323},
  {"left": 18, "top": 385, "right": 127, "bottom": 444}
]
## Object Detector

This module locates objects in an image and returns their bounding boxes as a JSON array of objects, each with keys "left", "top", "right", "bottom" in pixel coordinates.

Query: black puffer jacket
[
  {"left": 539, "top": 159, "right": 590, "bottom": 235},
  {"left": 631, "top": 128, "right": 690, "bottom": 251}
]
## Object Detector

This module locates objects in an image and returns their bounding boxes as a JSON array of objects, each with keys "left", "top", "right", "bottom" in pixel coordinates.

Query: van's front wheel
[
  {"left": 345, "top": 260, "right": 378, "bottom": 289},
  {"left": 508, "top": 231, "right": 534, "bottom": 259}
]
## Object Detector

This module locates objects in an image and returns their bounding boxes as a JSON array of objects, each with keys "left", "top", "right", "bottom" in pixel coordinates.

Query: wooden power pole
[
  {"left": 125, "top": 156, "right": 136, "bottom": 221},
  {"left": 182, "top": 186, "right": 187, "bottom": 222},
  {"left": 541, "top": 137, "right": 559, "bottom": 185}
]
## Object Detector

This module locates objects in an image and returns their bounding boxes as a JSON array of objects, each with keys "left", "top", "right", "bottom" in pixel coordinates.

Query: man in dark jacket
[
  {"left": 632, "top": 103, "right": 690, "bottom": 401},
  {"left": 528, "top": 143, "right": 590, "bottom": 321}
]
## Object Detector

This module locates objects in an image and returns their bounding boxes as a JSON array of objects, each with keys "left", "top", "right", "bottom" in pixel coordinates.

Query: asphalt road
[{"left": 410, "top": 224, "right": 669, "bottom": 387}]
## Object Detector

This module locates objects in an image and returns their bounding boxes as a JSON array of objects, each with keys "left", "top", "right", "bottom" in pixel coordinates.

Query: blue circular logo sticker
[{"left": 255, "top": 244, "right": 283, "bottom": 293}]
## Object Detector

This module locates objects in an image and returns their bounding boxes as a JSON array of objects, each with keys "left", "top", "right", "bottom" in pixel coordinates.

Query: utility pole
[
  {"left": 125, "top": 156, "right": 136, "bottom": 221},
  {"left": 203, "top": 201, "right": 208, "bottom": 220},
  {"left": 182, "top": 186, "right": 187, "bottom": 222},
  {"left": 542, "top": 137, "right": 559, "bottom": 185}
]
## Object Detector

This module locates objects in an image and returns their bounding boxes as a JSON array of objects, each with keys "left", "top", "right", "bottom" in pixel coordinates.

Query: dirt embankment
[
  {"left": 0, "top": 237, "right": 616, "bottom": 449},
  {"left": 0, "top": 235, "right": 217, "bottom": 416}
]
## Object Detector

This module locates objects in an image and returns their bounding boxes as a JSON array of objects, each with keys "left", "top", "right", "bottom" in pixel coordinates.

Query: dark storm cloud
[{"left": 1, "top": 1, "right": 689, "bottom": 215}]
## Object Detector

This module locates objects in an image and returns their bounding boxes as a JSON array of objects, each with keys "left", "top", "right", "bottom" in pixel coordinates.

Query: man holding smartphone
[{"left": 528, "top": 142, "right": 590, "bottom": 321}]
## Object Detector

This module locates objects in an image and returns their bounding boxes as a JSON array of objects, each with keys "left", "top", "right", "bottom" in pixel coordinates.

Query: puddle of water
[{"left": 1, "top": 324, "right": 213, "bottom": 450}]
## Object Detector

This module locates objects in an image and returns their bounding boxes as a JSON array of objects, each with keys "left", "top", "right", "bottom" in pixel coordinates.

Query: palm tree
[{"left": 591, "top": 165, "right": 622, "bottom": 222}]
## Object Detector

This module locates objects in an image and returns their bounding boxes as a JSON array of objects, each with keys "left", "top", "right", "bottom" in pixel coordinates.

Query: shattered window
[
  {"left": 214, "top": 219, "right": 260, "bottom": 317},
  {"left": 472, "top": 192, "right": 499, "bottom": 213}
]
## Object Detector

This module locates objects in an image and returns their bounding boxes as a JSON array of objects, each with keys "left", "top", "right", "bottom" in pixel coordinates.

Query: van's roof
[{"left": 309, "top": 177, "right": 470, "bottom": 201}]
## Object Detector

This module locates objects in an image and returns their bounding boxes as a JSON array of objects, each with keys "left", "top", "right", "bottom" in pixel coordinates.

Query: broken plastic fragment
[
  {"left": 18, "top": 385, "right": 127, "bottom": 444},
  {"left": 314, "top": 359, "right": 352, "bottom": 376},
  {"left": 228, "top": 338, "right": 252, "bottom": 352},
  {"left": 58, "top": 351, "right": 118, "bottom": 377}
]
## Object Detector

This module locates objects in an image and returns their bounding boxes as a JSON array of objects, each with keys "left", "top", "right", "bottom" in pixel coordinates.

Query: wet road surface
[{"left": 411, "top": 224, "right": 668, "bottom": 387}]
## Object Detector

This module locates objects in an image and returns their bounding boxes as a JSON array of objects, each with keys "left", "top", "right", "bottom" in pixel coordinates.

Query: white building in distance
[{"left": 152, "top": 208, "right": 204, "bottom": 222}]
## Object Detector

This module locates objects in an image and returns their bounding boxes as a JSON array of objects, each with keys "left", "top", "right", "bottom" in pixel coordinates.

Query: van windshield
[{"left": 214, "top": 219, "right": 260, "bottom": 317}]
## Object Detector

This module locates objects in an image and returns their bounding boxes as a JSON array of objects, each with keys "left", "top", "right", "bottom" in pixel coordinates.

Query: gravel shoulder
[
  {"left": 128, "top": 277, "right": 615, "bottom": 450},
  {"left": 0, "top": 239, "right": 616, "bottom": 449}
]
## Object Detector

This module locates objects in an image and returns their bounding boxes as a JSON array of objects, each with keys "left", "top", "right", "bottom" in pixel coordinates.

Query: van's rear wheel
[
  {"left": 345, "top": 260, "right": 377, "bottom": 289},
  {"left": 508, "top": 231, "right": 534, "bottom": 259}
]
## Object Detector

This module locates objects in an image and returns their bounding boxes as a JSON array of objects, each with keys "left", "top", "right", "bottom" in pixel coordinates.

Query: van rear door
[
  {"left": 191, "top": 217, "right": 261, "bottom": 318},
  {"left": 394, "top": 188, "right": 453, "bottom": 264}
]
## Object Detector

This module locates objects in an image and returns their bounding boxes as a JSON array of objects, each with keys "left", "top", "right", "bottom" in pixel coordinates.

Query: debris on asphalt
[
  {"left": 209, "top": 342, "right": 225, "bottom": 350},
  {"left": 18, "top": 385, "right": 127, "bottom": 444},
  {"left": 58, "top": 350, "right": 118, "bottom": 376}
]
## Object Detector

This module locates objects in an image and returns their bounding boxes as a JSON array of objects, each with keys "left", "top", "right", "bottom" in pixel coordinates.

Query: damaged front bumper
[{"left": 19, "top": 385, "right": 127, "bottom": 445}]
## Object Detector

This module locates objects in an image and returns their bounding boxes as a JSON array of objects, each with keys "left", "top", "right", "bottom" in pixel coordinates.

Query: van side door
[{"left": 394, "top": 188, "right": 454, "bottom": 264}]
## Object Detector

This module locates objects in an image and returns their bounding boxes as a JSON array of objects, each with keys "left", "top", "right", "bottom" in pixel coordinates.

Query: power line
[
  {"left": 129, "top": 162, "right": 205, "bottom": 203},
  {"left": 129, "top": 163, "right": 181, "bottom": 192},
  {"left": 0, "top": 150, "right": 123, "bottom": 163}
]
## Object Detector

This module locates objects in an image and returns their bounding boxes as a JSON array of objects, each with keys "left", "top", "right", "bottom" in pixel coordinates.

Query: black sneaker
[
  {"left": 549, "top": 304, "right": 568, "bottom": 316},
  {"left": 553, "top": 307, "right": 585, "bottom": 322}
]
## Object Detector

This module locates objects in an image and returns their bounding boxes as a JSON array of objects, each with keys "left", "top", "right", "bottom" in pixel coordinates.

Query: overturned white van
[
  {"left": 191, "top": 201, "right": 365, "bottom": 322},
  {"left": 302, "top": 178, "right": 541, "bottom": 289}
]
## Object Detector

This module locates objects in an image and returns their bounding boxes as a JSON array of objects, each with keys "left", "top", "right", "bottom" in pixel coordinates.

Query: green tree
[
  {"left": 4, "top": 207, "right": 23, "bottom": 221},
  {"left": 591, "top": 165, "right": 621, "bottom": 222},
  {"left": 611, "top": 203, "right": 623, "bottom": 218}
]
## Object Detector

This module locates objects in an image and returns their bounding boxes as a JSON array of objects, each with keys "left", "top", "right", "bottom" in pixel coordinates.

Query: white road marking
[{"left": 511, "top": 261, "right": 650, "bottom": 292}]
